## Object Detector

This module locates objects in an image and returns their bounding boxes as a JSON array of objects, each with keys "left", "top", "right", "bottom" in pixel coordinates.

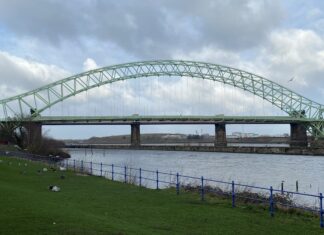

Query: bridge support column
[
  {"left": 131, "top": 123, "right": 140, "bottom": 147},
  {"left": 215, "top": 123, "right": 227, "bottom": 147},
  {"left": 24, "top": 122, "right": 42, "bottom": 145},
  {"left": 290, "top": 123, "right": 307, "bottom": 147}
]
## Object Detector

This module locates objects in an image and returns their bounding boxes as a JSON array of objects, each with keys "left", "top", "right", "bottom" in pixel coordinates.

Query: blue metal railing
[{"left": 62, "top": 158, "right": 324, "bottom": 228}]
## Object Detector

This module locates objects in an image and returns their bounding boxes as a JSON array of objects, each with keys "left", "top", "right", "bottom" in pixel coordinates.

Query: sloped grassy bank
[{"left": 0, "top": 156, "right": 321, "bottom": 235}]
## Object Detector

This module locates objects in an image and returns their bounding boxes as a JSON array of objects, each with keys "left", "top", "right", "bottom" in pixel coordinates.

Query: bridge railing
[{"left": 63, "top": 158, "right": 323, "bottom": 228}]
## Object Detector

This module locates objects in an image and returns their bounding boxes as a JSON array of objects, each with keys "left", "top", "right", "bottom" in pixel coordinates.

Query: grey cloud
[
  {"left": 169, "top": 0, "right": 283, "bottom": 50},
  {"left": 0, "top": 1, "right": 79, "bottom": 45},
  {"left": 0, "top": 0, "right": 283, "bottom": 58}
]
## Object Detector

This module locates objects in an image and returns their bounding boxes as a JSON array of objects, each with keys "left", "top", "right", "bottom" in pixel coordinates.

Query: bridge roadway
[
  {"left": 33, "top": 115, "right": 314, "bottom": 125},
  {"left": 21, "top": 115, "right": 310, "bottom": 148}
]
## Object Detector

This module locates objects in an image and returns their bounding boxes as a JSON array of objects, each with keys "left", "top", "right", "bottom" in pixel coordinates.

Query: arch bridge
[{"left": 0, "top": 60, "right": 323, "bottom": 147}]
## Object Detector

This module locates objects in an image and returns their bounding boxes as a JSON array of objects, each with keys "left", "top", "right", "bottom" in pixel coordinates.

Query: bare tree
[{"left": 0, "top": 116, "right": 28, "bottom": 148}]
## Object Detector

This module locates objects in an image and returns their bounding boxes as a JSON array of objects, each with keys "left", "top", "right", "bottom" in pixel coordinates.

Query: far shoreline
[{"left": 65, "top": 144, "right": 324, "bottom": 156}]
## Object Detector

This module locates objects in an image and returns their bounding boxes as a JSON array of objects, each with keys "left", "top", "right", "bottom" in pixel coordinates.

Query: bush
[
  {"left": 0, "top": 115, "right": 69, "bottom": 158},
  {"left": 27, "top": 135, "right": 70, "bottom": 158}
]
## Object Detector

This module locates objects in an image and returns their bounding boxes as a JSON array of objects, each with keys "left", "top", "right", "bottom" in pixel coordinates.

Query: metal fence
[{"left": 62, "top": 158, "right": 324, "bottom": 228}]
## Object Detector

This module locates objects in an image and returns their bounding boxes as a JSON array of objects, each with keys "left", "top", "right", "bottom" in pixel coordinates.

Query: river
[{"left": 67, "top": 148, "right": 324, "bottom": 199}]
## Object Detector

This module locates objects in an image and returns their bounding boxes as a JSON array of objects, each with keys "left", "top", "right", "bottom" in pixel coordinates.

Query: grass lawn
[{"left": 0, "top": 156, "right": 322, "bottom": 235}]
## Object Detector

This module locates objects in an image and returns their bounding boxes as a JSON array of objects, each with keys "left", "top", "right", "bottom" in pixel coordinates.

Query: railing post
[
  {"left": 201, "top": 176, "right": 204, "bottom": 201},
  {"left": 176, "top": 173, "right": 180, "bottom": 195},
  {"left": 139, "top": 168, "right": 142, "bottom": 187},
  {"left": 296, "top": 180, "right": 299, "bottom": 192},
  {"left": 232, "top": 181, "right": 235, "bottom": 208},
  {"left": 112, "top": 164, "right": 114, "bottom": 181},
  {"left": 81, "top": 160, "right": 84, "bottom": 173},
  {"left": 90, "top": 161, "right": 93, "bottom": 175},
  {"left": 100, "top": 162, "right": 102, "bottom": 177},
  {"left": 65, "top": 159, "right": 69, "bottom": 169},
  {"left": 281, "top": 181, "right": 284, "bottom": 195},
  {"left": 73, "top": 159, "right": 76, "bottom": 172},
  {"left": 269, "top": 186, "right": 274, "bottom": 217},
  {"left": 124, "top": 166, "right": 127, "bottom": 183},
  {"left": 156, "top": 170, "right": 159, "bottom": 190},
  {"left": 320, "top": 193, "right": 323, "bottom": 228}
]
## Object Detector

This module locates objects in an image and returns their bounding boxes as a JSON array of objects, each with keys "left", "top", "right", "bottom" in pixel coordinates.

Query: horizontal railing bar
[
  {"left": 178, "top": 174, "right": 201, "bottom": 180},
  {"left": 158, "top": 171, "right": 176, "bottom": 176},
  {"left": 140, "top": 169, "right": 156, "bottom": 173},
  {"left": 158, "top": 180, "right": 175, "bottom": 184},
  {"left": 141, "top": 176, "right": 156, "bottom": 182},
  {"left": 112, "top": 172, "right": 124, "bottom": 176},
  {"left": 272, "top": 189, "right": 319, "bottom": 198},
  {"left": 101, "top": 163, "right": 113, "bottom": 167},
  {"left": 234, "top": 183, "right": 269, "bottom": 191},
  {"left": 204, "top": 178, "right": 232, "bottom": 185}
]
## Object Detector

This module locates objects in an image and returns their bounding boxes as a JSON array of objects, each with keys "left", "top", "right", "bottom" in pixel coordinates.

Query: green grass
[{"left": 0, "top": 156, "right": 322, "bottom": 235}]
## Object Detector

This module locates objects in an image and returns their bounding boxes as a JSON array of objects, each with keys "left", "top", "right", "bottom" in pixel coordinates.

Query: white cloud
[
  {"left": 172, "top": 46, "right": 259, "bottom": 74},
  {"left": 255, "top": 29, "right": 324, "bottom": 103},
  {"left": 83, "top": 58, "right": 98, "bottom": 71},
  {"left": 0, "top": 51, "right": 70, "bottom": 99},
  {"left": 173, "top": 28, "right": 324, "bottom": 104}
]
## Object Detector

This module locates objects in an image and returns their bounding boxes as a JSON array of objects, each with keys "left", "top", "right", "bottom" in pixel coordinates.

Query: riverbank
[
  {"left": 66, "top": 144, "right": 324, "bottom": 156},
  {"left": 0, "top": 156, "right": 321, "bottom": 234},
  {"left": 0, "top": 145, "right": 70, "bottom": 162},
  {"left": 65, "top": 134, "right": 292, "bottom": 145}
]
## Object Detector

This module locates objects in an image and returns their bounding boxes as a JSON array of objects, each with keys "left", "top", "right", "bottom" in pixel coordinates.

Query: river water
[{"left": 67, "top": 148, "right": 324, "bottom": 198}]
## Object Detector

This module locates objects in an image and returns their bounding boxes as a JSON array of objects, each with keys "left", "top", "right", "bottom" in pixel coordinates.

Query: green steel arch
[{"left": 0, "top": 60, "right": 323, "bottom": 137}]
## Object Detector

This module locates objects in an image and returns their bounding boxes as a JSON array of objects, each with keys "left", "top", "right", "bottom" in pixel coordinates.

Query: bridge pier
[
  {"left": 215, "top": 123, "right": 227, "bottom": 147},
  {"left": 131, "top": 123, "right": 141, "bottom": 147},
  {"left": 24, "top": 122, "right": 42, "bottom": 144},
  {"left": 290, "top": 123, "right": 308, "bottom": 147}
]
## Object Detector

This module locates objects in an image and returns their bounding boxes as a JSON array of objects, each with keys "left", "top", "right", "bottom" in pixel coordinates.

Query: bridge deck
[{"left": 29, "top": 115, "right": 317, "bottom": 125}]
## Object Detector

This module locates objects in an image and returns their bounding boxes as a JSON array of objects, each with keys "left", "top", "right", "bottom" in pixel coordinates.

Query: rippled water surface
[{"left": 67, "top": 148, "right": 324, "bottom": 196}]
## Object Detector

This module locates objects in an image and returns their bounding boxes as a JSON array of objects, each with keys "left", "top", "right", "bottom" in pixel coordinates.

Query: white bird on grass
[
  {"left": 48, "top": 185, "right": 60, "bottom": 192},
  {"left": 59, "top": 166, "right": 66, "bottom": 171}
]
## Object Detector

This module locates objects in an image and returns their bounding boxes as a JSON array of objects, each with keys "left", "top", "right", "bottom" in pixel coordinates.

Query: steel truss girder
[{"left": 0, "top": 60, "right": 323, "bottom": 137}]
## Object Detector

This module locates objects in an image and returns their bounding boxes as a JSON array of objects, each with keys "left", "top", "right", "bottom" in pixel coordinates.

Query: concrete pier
[
  {"left": 24, "top": 122, "right": 42, "bottom": 144},
  {"left": 131, "top": 123, "right": 141, "bottom": 147},
  {"left": 290, "top": 123, "right": 308, "bottom": 147},
  {"left": 215, "top": 123, "right": 227, "bottom": 147}
]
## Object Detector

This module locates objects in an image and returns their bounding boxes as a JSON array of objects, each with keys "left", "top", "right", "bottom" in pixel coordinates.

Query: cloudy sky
[{"left": 0, "top": 0, "right": 324, "bottom": 139}]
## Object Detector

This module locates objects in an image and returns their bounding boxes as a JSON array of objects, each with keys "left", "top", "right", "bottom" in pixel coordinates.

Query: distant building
[
  {"left": 201, "top": 134, "right": 210, "bottom": 139},
  {"left": 162, "top": 134, "right": 185, "bottom": 140},
  {"left": 231, "top": 132, "right": 259, "bottom": 138}
]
